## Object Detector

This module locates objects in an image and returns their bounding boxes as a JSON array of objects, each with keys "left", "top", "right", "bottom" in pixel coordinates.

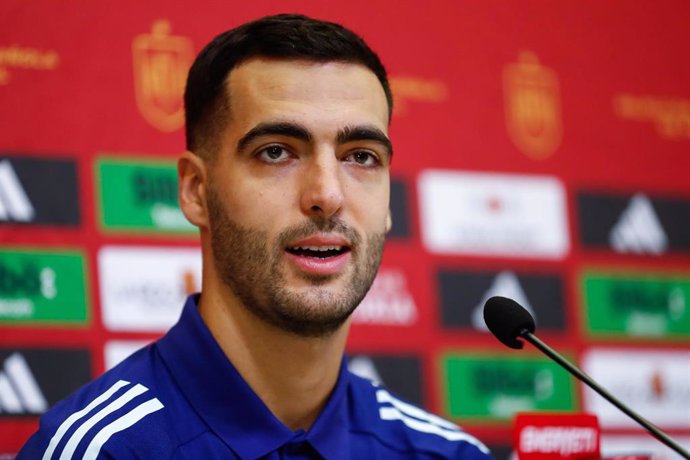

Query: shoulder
[
  {"left": 347, "top": 372, "right": 493, "bottom": 459},
  {"left": 17, "top": 344, "right": 205, "bottom": 459}
]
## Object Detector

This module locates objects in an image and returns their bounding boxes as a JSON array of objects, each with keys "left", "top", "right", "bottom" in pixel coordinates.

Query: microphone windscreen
[{"left": 483, "top": 296, "right": 536, "bottom": 349}]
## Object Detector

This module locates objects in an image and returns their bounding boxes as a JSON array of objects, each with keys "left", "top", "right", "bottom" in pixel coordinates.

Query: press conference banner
[{"left": 1, "top": 1, "right": 689, "bottom": 457}]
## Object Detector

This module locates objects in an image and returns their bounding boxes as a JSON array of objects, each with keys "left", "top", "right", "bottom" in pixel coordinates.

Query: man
[{"left": 19, "top": 14, "right": 491, "bottom": 459}]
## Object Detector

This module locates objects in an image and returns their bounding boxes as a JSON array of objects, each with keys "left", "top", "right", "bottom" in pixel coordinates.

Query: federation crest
[
  {"left": 503, "top": 51, "right": 562, "bottom": 159},
  {"left": 132, "top": 20, "right": 194, "bottom": 132}
]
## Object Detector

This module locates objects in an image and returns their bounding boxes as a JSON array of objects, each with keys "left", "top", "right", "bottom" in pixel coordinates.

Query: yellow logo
[
  {"left": 389, "top": 76, "right": 448, "bottom": 115},
  {"left": 0, "top": 45, "right": 60, "bottom": 85},
  {"left": 132, "top": 20, "right": 194, "bottom": 132},
  {"left": 613, "top": 93, "right": 690, "bottom": 139},
  {"left": 503, "top": 51, "right": 562, "bottom": 159}
]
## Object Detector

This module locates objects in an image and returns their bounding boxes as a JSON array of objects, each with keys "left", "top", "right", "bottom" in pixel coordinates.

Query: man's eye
[
  {"left": 347, "top": 151, "right": 379, "bottom": 166},
  {"left": 257, "top": 145, "right": 289, "bottom": 162}
]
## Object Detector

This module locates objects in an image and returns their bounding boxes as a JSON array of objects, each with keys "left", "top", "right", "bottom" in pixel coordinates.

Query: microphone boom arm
[{"left": 520, "top": 329, "right": 690, "bottom": 460}]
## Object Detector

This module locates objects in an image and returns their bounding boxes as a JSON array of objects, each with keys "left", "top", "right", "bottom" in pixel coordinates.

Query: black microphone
[{"left": 483, "top": 296, "right": 690, "bottom": 460}]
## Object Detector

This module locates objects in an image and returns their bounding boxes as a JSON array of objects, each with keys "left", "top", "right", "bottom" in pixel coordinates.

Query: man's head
[
  {"left": 179, "top": 14, "right": 392, "bottom": 338},
  {"left": 185, "top": 13, "right": 393, "bottom": 159}
]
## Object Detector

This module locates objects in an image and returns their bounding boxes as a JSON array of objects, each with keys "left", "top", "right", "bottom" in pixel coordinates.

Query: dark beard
[{"left": 207, "top": 186, "right": 386, "bottom": 338}]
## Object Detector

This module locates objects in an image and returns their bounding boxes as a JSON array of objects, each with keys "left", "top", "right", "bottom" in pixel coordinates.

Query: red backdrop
[{"left": 1, "top": 1, "right": 689, "bottom": 458}]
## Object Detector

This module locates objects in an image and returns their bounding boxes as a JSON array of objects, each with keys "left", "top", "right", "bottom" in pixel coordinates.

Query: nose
[{"left": 299, "top": 154, "right": 344, "bottom": 220}]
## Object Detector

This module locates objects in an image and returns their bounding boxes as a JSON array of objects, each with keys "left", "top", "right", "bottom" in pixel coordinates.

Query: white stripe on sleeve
[
  {"left": 58, "top": 383, "right": 148, "bottom": 460},
  {"left": 82, "top": 398, "right": 164, "bottom": 460},
  {"left": 42, "top": 380, "right": 130, "bottom": 460}
]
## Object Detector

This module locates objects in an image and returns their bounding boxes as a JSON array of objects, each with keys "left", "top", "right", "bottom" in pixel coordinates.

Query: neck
[{"left": 198, "top": 284, "right": 349, "bottom": 431}]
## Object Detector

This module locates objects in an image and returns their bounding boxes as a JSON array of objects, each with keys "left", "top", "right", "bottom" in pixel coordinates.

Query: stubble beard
[{"left": 207, "top": 187, "right": 386, "bottom": 338}]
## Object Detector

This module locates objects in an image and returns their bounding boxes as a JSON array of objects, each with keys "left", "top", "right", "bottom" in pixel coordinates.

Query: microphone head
[{"left": 483, "top": 296, "right": 536, "bottom": 349}]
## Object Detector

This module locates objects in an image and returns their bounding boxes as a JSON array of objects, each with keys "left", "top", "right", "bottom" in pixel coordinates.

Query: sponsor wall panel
[
  {"left": 0, "top": 155, "right": 80, "bottom": 227},
  {"left": 601, "top": 434, "right": 690, "bottom": 460},
  {"left": 582, "top": 348, "right": 690, "bottom": 429},
  {"left": 577, "top": 191, "right": 690, "bottom": 255},
  {"left": 441, "top": 352, "right": 577, "bottom": 423},
  {"left": 438, "top": 268, "right": 566, "bottom": 333},
  {"left": 418, "top": 170, "right": 569, "bottom": 259},
  {"left": 0, "top": 348, "right": 92, "bottom": 452},
  {"left": 0, "top": 248, "right": 88, "bottom": 325},
  {"left": 582, "top": 269, "right": 690, "bottom": 339},
  {"left": 0, "top": 0, "right": 689, "bottom": 454},
  {"left": 98, "top": 245, "right": 201, "bottom": 332}
]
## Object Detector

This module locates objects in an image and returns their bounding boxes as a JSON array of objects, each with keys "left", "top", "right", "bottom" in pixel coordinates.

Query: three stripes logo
[
  {"left": 42, "top": 380, "right": 164, "bottom": 460},
  {"left": 577, "top": 190, "right": 690, "bottom": 255},
  {"left": 609, "top": 193, "right": 668, "bottom": 254},
  {"left": 0, "top": 160, "right": 34, "bottom": 222},
  {"left": 375, "top": 388, "right": 490, "bottom": 453},
  {"left": 0, "top": 155, "right": 80, "bottom": 226},
  {"left": 0, "top": 353, "right": 48, "bottom": 414}
]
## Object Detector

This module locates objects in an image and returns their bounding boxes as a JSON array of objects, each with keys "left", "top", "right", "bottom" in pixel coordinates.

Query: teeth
[{"left": 294, "top": 245, "right": 342, "bottom": 252}]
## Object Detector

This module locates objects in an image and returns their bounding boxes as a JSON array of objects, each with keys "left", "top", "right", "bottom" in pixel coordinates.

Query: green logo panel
[
  {"left": 442, "top": 353, "right": 576, "bottom": 422},
  {"left": 0, "top": 249, "right": 88, "bottom": 324},
  {"left": 583, "top": 270, "right": 690, "bottom": 338},
  {"left": 97, "top": 157, "right": 195, "bottom": 234}
]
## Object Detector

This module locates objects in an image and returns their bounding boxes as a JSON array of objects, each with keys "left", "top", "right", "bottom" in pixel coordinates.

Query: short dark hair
[{"left": 184, "top": 13, "right": 393, "bottom": 158}]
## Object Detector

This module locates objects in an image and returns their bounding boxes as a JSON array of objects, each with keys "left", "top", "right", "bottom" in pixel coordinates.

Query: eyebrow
[
  {"left": 237, "top": 122, "right": 312, "bottom": 152},
  {"left": 236, "top": 121, "right": 393, "bottom": 157}
]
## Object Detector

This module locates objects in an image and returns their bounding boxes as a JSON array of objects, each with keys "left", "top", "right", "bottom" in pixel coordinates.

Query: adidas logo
[
  {"left": 609, "top": 193, "right": 668, "bottom": 254},
  {"left": 0, "top": 352, "right": 48, "bottom": 414},
  {"left": 471, "top": 271, "right": 537, "bottom": 331},
  {"left": 43, "top": 379, "right": 164, "bottom": 460},
  {"left": 376, "top": 388, "right": 490, "bottom": 453},
  {"left": 0, "top": 160, "right": 34, "bottom": 222}
]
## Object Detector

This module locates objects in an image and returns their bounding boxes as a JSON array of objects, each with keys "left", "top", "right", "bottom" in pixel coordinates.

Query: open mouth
[{"left": 286, "top": 245, "right": 350, "bottom": 259}]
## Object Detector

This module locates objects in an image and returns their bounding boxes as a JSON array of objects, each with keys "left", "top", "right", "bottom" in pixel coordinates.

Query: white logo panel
[
  {"left": 582, "top": 348, "right": 690, "bottom": 429},
  {"left": 98, "top": 246, "right": 201, "bottom": 332},
  {"left": 418, "top": 170, "right": 569, "bottom": 259}
]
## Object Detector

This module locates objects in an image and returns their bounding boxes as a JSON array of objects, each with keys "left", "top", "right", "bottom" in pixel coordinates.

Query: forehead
[{"left": 224, "top": 58, "right": 390, "bottom": 133}]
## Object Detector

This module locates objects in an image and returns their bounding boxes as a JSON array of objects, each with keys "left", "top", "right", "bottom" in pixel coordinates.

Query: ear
[
  {"left": 178, "top": 151, "right": 209, "bottom": 228},
  {"left": 385, "top": 208, "right": 392, "bottom": 233}
]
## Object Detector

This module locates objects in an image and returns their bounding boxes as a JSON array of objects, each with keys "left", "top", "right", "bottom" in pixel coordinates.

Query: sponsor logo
[
  {"left": 97, "top": 157, "right": 195, "bottom": 233},
  {"left": 388, "top": 178, "right": 411, "bottom": 239},
  {"left": 582, "top": 270, "right": 690, "bottom": 338},
  {"left": 0, "top": 45, "right": 59, "bottom": 86},
  {"left": 0, "top": 160, "right": 33, "bottom": 221},
  {"left": 98, "top": 245, "right": 201, "bottom": 331},
  {"left": 610, "top": 194, "right": 668, "bottom": 254},
  {"left": 0, "top": 348, "right": 91, "bottom": 417},
  {"left": 0, "top": 353, "right": 47, "bottom": 414},
  {"left": 582, "top": 349, "right": 690, "bottom": 428},
  {"left": 0, "top": 249, "right": 88, "bottom": 324},
  {"left": 0, "top": 155, "right": 80, "bottom": 226},
  {"left": 442, "top": 353, "right": 576, "bottom": 421},
  {"left": 577, "top": 191, "right": 690, "bottom": 254},
  {"left": 503, "top": 51, "right": 562, "bottom": 159},
  {"left": 348, "top": 354, "right": 424, "bottom": 406},
  {"left": 104, "top": 341, "right": 150, "bottom": 370},
  {"left": 438, "top": 269, "right": 565, "bottom": 332},
  {"left": 419, "top": 170, "right": 569, "bottom": 259},
  {"left": 352, "top": 268, "right": 418, "bottom": 326},
  {"left": 388, "top": 76, "right": 449, "bottom": 116},
  {"left": 132, "top": 20, "right": 194, "bottom": 132},
  {"left": 613, "top": 93, "right": 690, "bottom": 140}
]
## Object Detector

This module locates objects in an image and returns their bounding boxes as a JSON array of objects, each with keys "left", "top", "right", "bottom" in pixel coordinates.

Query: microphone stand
[{"left": 520, "top": 329, "right": 690, "bottom": 460}]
